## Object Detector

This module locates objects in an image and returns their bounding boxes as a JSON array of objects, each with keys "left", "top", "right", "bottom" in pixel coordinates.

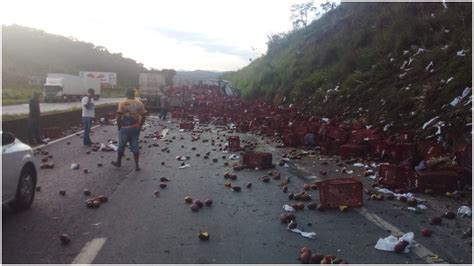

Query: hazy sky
[{"left": 1, "top": 0, "right": 329, "bottom": 71}]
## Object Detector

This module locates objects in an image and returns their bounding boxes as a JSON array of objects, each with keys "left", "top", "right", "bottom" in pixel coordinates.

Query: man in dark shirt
[{"left": 27, "top": 92, "right": 42, "bottom": 144}]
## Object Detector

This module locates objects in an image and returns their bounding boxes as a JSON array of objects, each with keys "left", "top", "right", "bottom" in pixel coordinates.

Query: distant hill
[
  {"left": 173, "top": 70, "right": 229, "bottom": 85},
  {"left": 223, "top": 2, "right": 472, "bottom": 148},
  {"left": 2, "top": 24, "right": 146, "bottom": 89}
]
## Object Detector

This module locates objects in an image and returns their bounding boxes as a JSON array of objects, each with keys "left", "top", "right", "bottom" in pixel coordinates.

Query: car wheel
[{"left": 10, "top": 166, "right": 36, "bottom": 211}]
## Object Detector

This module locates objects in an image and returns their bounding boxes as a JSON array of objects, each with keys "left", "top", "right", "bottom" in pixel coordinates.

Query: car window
[{"left": 2, "top": 132, "right": 16, "bottom": 146}]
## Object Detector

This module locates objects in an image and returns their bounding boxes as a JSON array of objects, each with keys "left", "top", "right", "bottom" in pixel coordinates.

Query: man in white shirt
[{"left": 82, "top": 88, "right": 95, "bottom": 146}]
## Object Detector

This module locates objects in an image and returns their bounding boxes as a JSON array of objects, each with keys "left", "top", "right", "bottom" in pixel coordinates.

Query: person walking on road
[
  {"left": 159, "top": 93, "right": 169, "bottom": 120},
  {"left": 111, "top": 88, "right": 147, "bottom": 171},
  {"left": 82, "top": 88, "right": 96, "bottom": 146},
  {"left": 27, "top": 92, "right": 42, "bottom": 145}
]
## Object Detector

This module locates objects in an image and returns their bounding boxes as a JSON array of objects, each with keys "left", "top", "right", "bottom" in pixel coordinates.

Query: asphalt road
[
  {"left": 2, "top": 116, "right": 472, "bottom": 263},
  {"left": 2, "top": 98, "right": 124, "bottom": 115}
]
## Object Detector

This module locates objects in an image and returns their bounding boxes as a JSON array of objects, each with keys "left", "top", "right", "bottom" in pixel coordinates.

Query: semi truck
[
  {"left": 139, "top": 73, "right": 166, "bottom": 109},
  {"left": 43, "top": 73, "right": 101, "bottom": 102}
]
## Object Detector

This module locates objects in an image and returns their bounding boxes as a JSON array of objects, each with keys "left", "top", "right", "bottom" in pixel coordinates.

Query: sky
[{"left": 1, "top": 0, "right": 328, "bottom": 72}]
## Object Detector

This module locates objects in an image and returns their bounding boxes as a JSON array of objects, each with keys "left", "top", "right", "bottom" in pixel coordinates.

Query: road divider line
[
  {"left": 33, "top": 125, "right": 101, "bottom": 150},
  {"left": 356, "top": 207, "right": 444, "bottom": 264},
  {"left": 72, "top": 237, "right": 107, "bottom": 264}
]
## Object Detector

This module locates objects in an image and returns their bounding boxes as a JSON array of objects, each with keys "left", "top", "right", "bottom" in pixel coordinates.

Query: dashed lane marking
[{"left": 72, "top": 237, "right": 107, "bottom": 264}]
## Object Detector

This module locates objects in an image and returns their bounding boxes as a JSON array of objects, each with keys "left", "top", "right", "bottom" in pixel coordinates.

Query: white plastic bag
[
  {"left": 288, "top": 228, "right": 317, "bottom": 239},
  {"left": 375, "top": 232, "right": 414, "bottom": 253},
  {"left": 458, "top": 206, "right": 472, "bottom": 217}
]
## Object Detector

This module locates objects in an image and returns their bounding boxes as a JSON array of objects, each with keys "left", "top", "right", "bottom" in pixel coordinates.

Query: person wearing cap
[
  {"left": 82, "top": 88, "right": 95, "bottom": 146},
  {"left": 27, "top": 92, "right": 42, "bottom": 144},
  {"left": 111, "top": 88, "right": 147, "bottom": 171}
]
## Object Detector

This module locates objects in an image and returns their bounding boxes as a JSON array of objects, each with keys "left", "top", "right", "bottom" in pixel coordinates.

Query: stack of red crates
[{"left": 243, "top": 151, "right": 273, "bottom": 169}]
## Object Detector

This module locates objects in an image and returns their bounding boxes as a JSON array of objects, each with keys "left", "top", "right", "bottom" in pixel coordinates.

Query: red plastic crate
[
  {"left": 319, "top": 141, "right": 342, "bottom": 155},
  {"left": 43, "top": 127, "right": 63, "bottom": 139},
  {"left": 237, "top": 122, "right": 250, "bottom": 133},
  {"left": 179, "top": 122, "right": 194, "bottom": 130},
  {"left": 339, "top": 144, "right": 369, "bottom": 159},
  {"left": 378, "top": 164, "right": 416, "bottom": 190},
  {"left": 171, "top": 111, "right": 182, "bottom": 119},
  {"left": 325, "top": 126, "right": 348, "bottom": 142},
  {"left": 227, "top": 136, "right": 241, "bottom": 151},
  {"left": 243, "top": 151, "right": 273, "bottom": 169},
  {"left": 388, "top": 143, "right": 417, "bottom": 165},
  {"left": 416, "top": 141, "right": 445, "bottom": 160},
  {"left": 415, "top": 170, "right": 462, "bottom": 192},
  {"left": 319, "top": 178, "right": 363, "bottom": 208}
]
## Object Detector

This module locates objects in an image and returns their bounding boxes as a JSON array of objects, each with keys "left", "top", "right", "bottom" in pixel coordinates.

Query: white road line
[
  {"left": 72, "top": 237, "right": 107, "bottom": 264},
  {"left": 356, "top": 207, "right": 444, "bottom": 264},
  {"left": 33, "top": 125, "right": 101, "bottom": 150}
]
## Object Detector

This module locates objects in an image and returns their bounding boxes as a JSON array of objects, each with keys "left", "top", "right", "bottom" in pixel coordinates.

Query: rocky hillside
[{"left": 223, "top": 2, "right": 472, "bottom": 149}]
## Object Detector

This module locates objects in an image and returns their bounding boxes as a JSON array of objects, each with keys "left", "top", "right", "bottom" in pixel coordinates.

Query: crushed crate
[
  {"left": 243, "top": 151, "right": 273, "bottom": 169},
  {"left": 179, "top": 122, "right": 194, "bottom": 131},
  {"left": 43, "top": 127, "right": 63, "bottom": 139},
  {"left": 236, "top": 122, "right": 250, "bottom": 133},
  {"left": 339, "top": 144, "right": 369, "bottom": 159},
  {"left": 378, "top": 164, "right": 416, "bottom": 190},
  {"left": 171, "top": 110, "right": 182, "bottom": 119},
  {"left": 319, "top": 141, "right": 342, "bottom": 156},
  {"left": 325, "top": 126, "right": 349, "bottom": 142},
  {"left": 416, "top": 141, "right": 445, "bottom": 160},
  {"left": 227, "top": 136, "right": 241, "bottom": 151},
  {"left": 415, "top": 170, "right": 463, "bottom": 192},
  {"left": 318, "top": 178, "right": 363, "bottom": 208},
  {"left": 282, "top": 134, "right": 300, "bottom": 147}
]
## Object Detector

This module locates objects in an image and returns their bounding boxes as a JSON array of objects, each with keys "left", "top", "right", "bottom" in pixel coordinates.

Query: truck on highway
[
  {"left": 139, "top": 73, "right": 166, "bottom": 109},
  {"left": 43, "top": 73, "right": 101, "bottom": 102}
]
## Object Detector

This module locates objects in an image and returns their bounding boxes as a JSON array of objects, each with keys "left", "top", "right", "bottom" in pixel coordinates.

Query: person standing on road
[
  {"left": 159, "top": 93, "right": 169, "bottom": 120},
  {"left": 111, "top": 88, "right": 147, "bottom": 171},
  {"left": 27, "top": 92, "right": 42, "bottom": 144},
  {"left": 82, "top": 88, "right": 95, "bottom": 146}
]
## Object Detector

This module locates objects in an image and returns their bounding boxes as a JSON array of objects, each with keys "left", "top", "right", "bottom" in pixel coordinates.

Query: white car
[{"left": 2, "top": 131, "right": 38, "bottom": 210}]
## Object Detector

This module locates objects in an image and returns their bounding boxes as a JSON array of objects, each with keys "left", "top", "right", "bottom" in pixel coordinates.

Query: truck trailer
[
  {"left": 139, "top": 73, "right": 166, "bottom": 109},
  {"left": 43, "top": 73, "right": 101, "bottom": 102}
]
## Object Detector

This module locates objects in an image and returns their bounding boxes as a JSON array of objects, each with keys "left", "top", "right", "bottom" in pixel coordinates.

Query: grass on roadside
[{"left": 2, "top": 86, "right": 42, "bottom": 106}]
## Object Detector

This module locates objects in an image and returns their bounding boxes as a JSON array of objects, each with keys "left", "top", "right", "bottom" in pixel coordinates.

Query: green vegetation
[
  {"left": 223, "top": 2, "right": 472, "bottom": 146},
  {"left": 2, "top": 85, "right": 42, "bottom": 105}
]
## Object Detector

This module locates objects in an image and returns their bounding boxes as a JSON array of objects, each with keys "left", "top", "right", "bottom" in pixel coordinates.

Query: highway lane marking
[
  {"left": 72, "top": 237, "right": 107, "bottom": 264},
  {"left": 356, "top": 207, "right": 444, "bottom": 264},
  {"left": 33, "top": 125, "right": 101, "bottom": 150}
]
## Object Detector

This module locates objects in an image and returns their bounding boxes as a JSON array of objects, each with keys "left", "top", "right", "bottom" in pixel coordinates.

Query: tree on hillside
[
  {"left": 290, "top": 1, "right": 337, "bottom": 30},
  {"left": 290, "top": 2, "right": 317, "bottom": 30}
]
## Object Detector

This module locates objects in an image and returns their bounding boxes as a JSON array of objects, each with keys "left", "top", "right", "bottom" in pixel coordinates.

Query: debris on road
[
  {"left": 458, "top": 206, "right": 472, "bottom": 217},
  {"left": 198, "top": 231, "right": 210, "bottom": 240},
  {"left": 374, "top": 232, "right": 414, "bottom": 253},
  {"left": 289, "top": 228, "right": 316, "bottom": 239},
  {"left": 59, "top": 234, "right": 71, "bottom": 245}
]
